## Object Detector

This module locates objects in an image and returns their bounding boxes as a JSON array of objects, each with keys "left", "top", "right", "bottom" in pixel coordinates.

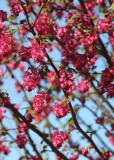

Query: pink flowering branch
[
  {"left": 1, "top": 0, "right": 113, "bottom": 159},
  {"left": 7, "top": 103, "right": 69, "bottom": 160},
  {"left": 78, "top": 0, "right": 113, "bottom": 67},
  {"left": 20, "top": 3, "right": 106, "bottom": 159},
  {"left": 46, "top": 55, "right": 104, "bottom": 159}
]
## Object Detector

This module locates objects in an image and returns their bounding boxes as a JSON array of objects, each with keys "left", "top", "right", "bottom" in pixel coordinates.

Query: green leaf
[
  {"left": 48, "top": 0, "right": 54, "bottom": 2},
  {"left": 109, "top": 3, "right": 114, "bottom": 11},
  {"left": 68, "top": 93, "right": 78, "bottom": 100},
  {"left": 58, "top": 0, "right": 67, "bottom": 3},
  {"left": 7, "top": 28, "right": 18, "bottom": 34},
  {"left": 83, "top": 29, "right": 91, "bottom": 33},
  {"left": 50, "top": 84, "right": 59, "bottom": 90},
  {"left": 68, "top": 118, "right": 74, "bottom": 125},
  {"left": 43, "top": 145, "right": 47, "bottom": 149},
  {"left": 86, "top": 130, "right": 96, "bottom": 137},
  {"left": 41, "top": 149, "right": 46, "bottom": 154},
  {"left": 67, "top": 14, "right": 80, "bottom": 24},
  {"left": 7, "top": 15, "right": 16, "bottom": 21},
  {"left": 1, "top": 131, "right": 7, "bottom": 136},
  {"left": 46, "top": 34, "right": 54, "bottom": 39},
  {"left": 59, "top": 99, "right": 69, "bottom": 105},
  {"left": 35, "top": 34, "right": 39, "bottom": 39}
]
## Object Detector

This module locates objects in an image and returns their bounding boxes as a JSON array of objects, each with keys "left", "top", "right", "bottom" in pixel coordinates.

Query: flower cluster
[
  {"left": 29, "top": 43, "right": 47, "bottom": 63},
  {"left": 81, "top": 148, "right": 88, "bottom": 156},
  {"left": 102, "top": 151, "right": 110, "bottom": 159},
  {"left": 34, "top": 12, "right": 55, "bottom": 36},
  {"left": 32, "top": 92, "right": 50, "bottom": 113},
  {"left": 99, "top": 67, "right": 114, "bottom": 97},
  {"left": 0, "top": 92, "right": 10, "bottom": 107},
  {"left": 15, "top": 134, "right": 27, "bottom": 148},
  {"left": 23, "top": 67, "right": 40, "bottom": 92},
  {"left": 53, "top": 100, "right": 69, "bottom": 118},
  {"left": 77, "top": 78, "right": 91, "bottom": 93},
  {"left": 51, "top": 131, "right": 68, "bottom": 148},
  {"left": 73, "top": 54, "right": 87, "bottom": 71},
  {"left": 100, "top": 67, "right": 114, "bottom": 86},
  {"left": 0, "top": 31, "right": 16, "bottom": 61},
  {"left": 9, "top": 0, "right": 21, "bottom": 16},
  {"left": 0, "top": 10, "right": 7, "bottom": 22},
  {"left": 97, "top": 18, "right": 113, "bottom": 33},
  {"left": 85, "top": 1, "right": 96, "bottom": 10},
  {"left": 95, "top": 117, "right": 104, "bottom": 125},
  {"left": 0, "top": 141, "right": 10, "bottom": 155},
  {"left": 18, "top": 122, "right": 27, "bottom": 133},
  {"left": 59, "top": 70, "right": 76, "bottom": 94},
  {"left": 19, "top": 46, "right": 30, "bottom": 61}
]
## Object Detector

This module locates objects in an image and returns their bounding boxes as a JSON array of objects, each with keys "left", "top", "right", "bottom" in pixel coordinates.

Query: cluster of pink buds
[
  {"left": 95, "top": 117, "right": 104, "bottom": 125},
  {"left": 59, "top": 70, "right": 76, "bottom": 94},
  {"left": 99, "top": 67, "right": 114, "bottom": 97},
  {"left": 85, "top": 1, "right": 96, "bottom": 10},
  {"left": 0, "top": 10, "right": 7, "bottom": 22},
  {"left": 51, "top": 131, "right": 69, "bottom": 148},
  {"left": 29, "top": 43, "right": 47, "bottom": 63},
  {"left": 32, "top": 92, "right": 50, "bottom": 113},
  {"left": 53, "top": 99, "right": 69, "bottom": 118},
  {"left": 9, "top": 0, "right": 21, "bottom": 16},
  {"left": 23, "top": 67, "right": 40, "bottom": 92},
  {"left": 81, "top": 148, "right": 88, "bottom": 156},
  {"left": 0, "top": 141, "right": 10, "bottom": 155},
  {"left": 102, "top": 151, "right": 111, "bottom": 159},
  {"left": 105, "top": 84, "right": 114, "bottom": 98},
  {"left": 15, "top": 134, "right": 27, "bottom": 148},
  {"left": 0, "top": 31, "right": 16, "bottom": 61},
  {"left": 0, "top": 92, "right": 10, "bottom": 107},
  {"left": 34, "top": 12, "right": 55, "bottom": 36},
  {"left": 97, "top": 18, "right": 112, "bottom": 33},
  {"left": 77, "top": 78, "right": 91, "bottom": 93},
  {"left": 18, "top": 122, "right": 27, "bottom": 133},
  {"left": 57, "top": 26, "right": 69, "bottom": 37},
  {"left": 100, "top": 67, "right": 114, "bottom": 86},
  {"left": 19, "top": 46, "right": 30, "bottom": 61}
]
